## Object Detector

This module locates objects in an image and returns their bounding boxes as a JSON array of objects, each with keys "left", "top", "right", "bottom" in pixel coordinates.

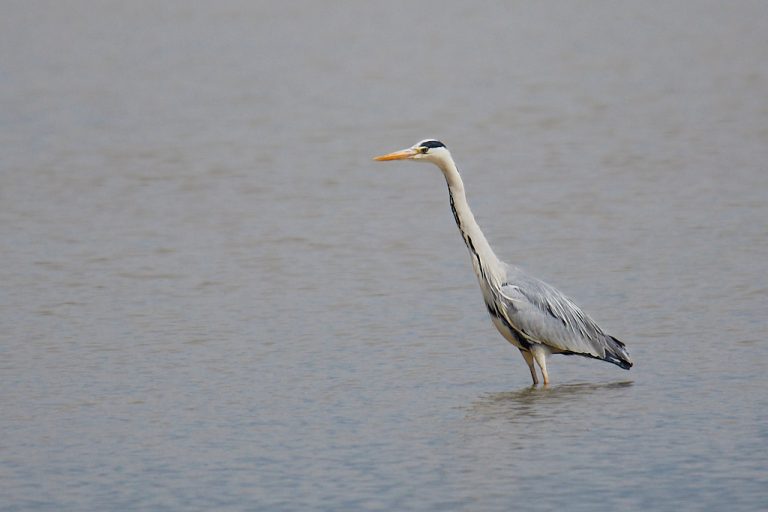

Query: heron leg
[
  {"left": 530, "top": 345, "right": 550, "bottom": 386},
  {"left": 520, "top": 349, "right": 538, "bottom": 385}
]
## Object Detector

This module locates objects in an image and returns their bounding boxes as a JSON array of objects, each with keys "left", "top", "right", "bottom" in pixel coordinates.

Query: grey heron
[{"left": 374, "top": 139, "right": 632, "bottom": 385}]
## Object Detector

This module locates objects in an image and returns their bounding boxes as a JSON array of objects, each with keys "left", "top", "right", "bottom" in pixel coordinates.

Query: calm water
[{"left": 2, "top": 2, "right": 767, "bottom": 510}]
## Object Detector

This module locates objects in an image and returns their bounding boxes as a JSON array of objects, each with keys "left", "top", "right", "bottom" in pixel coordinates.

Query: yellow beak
[{"left": 373, "top": 148, "right": 418, "bottom": 161}]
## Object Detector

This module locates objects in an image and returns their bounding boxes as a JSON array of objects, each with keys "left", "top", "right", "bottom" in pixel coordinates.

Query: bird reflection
[{"left": 466, "top": 381, "right": 634, "bottom": 424}]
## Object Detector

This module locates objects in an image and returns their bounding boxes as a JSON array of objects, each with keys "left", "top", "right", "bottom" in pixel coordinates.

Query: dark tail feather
[{"left": 603, "top": 335, "right": 633, "bottom": 370}]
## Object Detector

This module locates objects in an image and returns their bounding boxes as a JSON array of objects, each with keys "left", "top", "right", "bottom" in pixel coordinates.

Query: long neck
[{"left": 436, "top": 155, "right": 503, "bottom": 286}]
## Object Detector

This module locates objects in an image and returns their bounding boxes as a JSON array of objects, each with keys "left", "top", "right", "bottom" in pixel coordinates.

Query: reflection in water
[{"left": 466, "top": 381, "right": 634, "bottom": 424}]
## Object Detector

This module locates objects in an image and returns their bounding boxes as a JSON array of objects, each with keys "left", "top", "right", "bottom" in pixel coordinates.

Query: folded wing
[{"left": 497, "top": 268, "right": 617, "bottom": 361}]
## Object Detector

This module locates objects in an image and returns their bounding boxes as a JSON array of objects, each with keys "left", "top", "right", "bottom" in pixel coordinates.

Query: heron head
[{"left": 373, "top": 139, "right": 449, "bottom": 163}]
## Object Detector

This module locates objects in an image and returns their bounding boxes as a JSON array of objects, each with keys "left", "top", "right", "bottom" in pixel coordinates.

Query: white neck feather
[{"left": 434, "top": 153, "right": 504, "bottom": 287}]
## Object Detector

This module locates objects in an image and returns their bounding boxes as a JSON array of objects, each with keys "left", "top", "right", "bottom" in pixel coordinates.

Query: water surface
[{"left": 2, "top": 2, "right": 767, "bottom": 510}]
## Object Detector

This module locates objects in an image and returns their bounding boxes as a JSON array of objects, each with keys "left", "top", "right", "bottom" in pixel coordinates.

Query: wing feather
[{"left": 497, "top": 267, "right": 610, "bottom": 359}]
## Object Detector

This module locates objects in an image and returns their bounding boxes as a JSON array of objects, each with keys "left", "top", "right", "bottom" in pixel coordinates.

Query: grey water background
[{"left": 2, "top": 1, "right": 767, "bottom": 510}]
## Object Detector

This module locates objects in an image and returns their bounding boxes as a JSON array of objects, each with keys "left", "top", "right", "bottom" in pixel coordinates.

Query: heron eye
[{"left": 419, "top": 147, "right": 429, "bottom": 154}]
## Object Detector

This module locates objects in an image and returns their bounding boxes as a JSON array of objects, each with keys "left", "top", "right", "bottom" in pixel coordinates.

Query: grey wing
[{"left": 497, "top": 273, "right": 611, "bottom": 359}]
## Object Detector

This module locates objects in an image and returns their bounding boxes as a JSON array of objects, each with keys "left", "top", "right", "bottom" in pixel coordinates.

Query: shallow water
[{"left": 2, "top": 1, "right": 767, "bottom": 510}]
